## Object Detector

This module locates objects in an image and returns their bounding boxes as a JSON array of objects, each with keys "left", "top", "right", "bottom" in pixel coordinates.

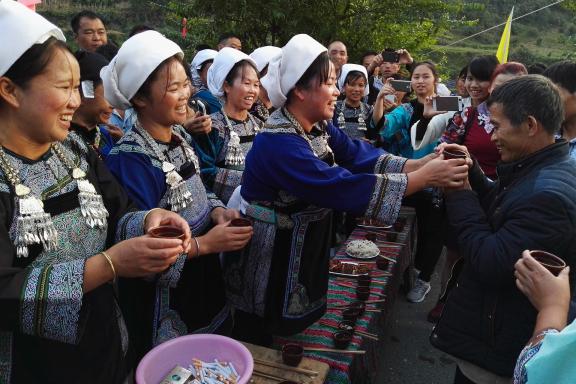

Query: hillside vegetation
[{"left": 38, "top": 0, "right": 575, "bottom": 80}]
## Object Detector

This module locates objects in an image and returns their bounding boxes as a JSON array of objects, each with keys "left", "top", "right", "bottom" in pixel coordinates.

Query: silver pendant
[
  {"left": 358, "top": 115, "right": 367, "bottom": 131},
  {"left": 338, "top": 111, "right": 345, "bottom": 128},
  {"left": 77, "top": 179, "right": 108, "bottom": 229},
  {"left": 15, "top": 195, "right": 58, "bottom": 258},
  {"left": 165, "top": 170, "right": 193, "bottom": 211},
  {"left": 225, "top": 132, "right": 245, "bottom": 166}
]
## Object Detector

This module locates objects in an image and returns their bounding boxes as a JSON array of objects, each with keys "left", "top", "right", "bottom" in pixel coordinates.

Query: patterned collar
[
  {"left": 476, "top": 101, "right": 494, "bottom": 134},
  {"left": 261, "top": 108, "right": 333, "bottom": 159}
]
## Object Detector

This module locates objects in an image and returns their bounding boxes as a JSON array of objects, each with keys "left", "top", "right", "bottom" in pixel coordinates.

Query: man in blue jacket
[{"left": 431, "top": 75, "right": 576, "bottom": 383}]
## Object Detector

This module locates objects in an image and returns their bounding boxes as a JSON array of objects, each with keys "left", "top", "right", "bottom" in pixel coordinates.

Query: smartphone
[
  {"left": 433, "top": 96, "right": 463, "bottom": 112},
  {"left": 188, "top": 98, "right": 206, "bottom": 116},
  {"left": 382, "top": 50, "right": 400, "bottom": 63},
  {"left": 390, "top": 79, "right": 412, "bottom": 93}
]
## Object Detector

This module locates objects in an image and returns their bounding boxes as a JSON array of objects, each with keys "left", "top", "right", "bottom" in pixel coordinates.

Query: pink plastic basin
[{"left": 136, "top": 334, "right": 254, "bottom": 384}]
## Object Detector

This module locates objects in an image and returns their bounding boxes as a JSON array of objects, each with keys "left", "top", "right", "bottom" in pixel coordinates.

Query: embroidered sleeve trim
[
  {"left": 374, "top": 154, "right": 407, "bottom": 174},
  {"left": 116, "top": 210, "right": 147, "bottom": 242},
  {"left": 21, "top": 259, "right": 85, "bottom": 344},
  {"left": 207, "top": 192, "right": 226, "bottom": 210},
  {"left": 364, "top": 173, "right": 407, "bottom": 225}
]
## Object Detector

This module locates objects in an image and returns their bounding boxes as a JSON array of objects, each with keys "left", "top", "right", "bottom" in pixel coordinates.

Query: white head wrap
[
  {"left": 249, "top": 46, "right": 282, "bottom": 74},
  {"left": 190, "top": 49, "right": 218, "bottom": 88},
  {"left": 338, "top": 64, "right": 369, "bottom": 97},
  {"left": 0, "top": 0, "right": 65, "bottom": 76},
  {"left": 207, "top": 47, "right": 256, "bottom": 98},
  {"left": 100, "top": 30, "right": 183, "bottom": 109},
  {"left": 261, "top": 34, "right": 327, "bottom": 109}
]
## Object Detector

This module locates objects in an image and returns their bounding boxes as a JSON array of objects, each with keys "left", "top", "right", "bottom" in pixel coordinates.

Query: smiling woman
[
  {"left": 0, "top": 3, "right": 191, "bottom": 383},
  {"left": 190, "top": 48, "right": 264, "bottom": 204},
  {"left": 223, "top": 34, "right": 469, "bottom": 345},
  {"left": 103, "top": 30, "right": 253, "bottom": 368},
  {"left": 332, "top": 63, "right": 376, "bottom": 140}
]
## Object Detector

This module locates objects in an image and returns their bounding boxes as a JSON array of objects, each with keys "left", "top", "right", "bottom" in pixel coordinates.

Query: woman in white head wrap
[
  {"left": 223, "top": 34, "right": 469, "bottom": 343},
  {"left": 191, "top": 47, "right": 263, "bottom": 204},
  {"left": 102, "top": 31, "right": 252, "bottom": 358},
  {"left": 189, "top": 48, "right": 222, "bottom": 114},
  {"left": 0, "top": 3, "right": 191, "bottom": 383},
  {"left": 248, "top": 46, "right": 282, "bottom": 121},
  {"left": 333, "top": 63, "right": 376, "bottom": 140}
]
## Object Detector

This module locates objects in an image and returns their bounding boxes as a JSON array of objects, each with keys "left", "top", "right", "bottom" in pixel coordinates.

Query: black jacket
[{"left": 431, "top": 141, "right": 576, "bottom": 376}]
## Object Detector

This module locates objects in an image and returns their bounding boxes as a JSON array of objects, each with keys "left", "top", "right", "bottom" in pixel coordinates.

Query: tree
[{"left": 165, "top": 0, "right": 463, "bottom": 60}]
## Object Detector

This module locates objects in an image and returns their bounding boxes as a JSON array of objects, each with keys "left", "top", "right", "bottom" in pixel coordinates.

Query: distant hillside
[{"left": 427, "top": 0, "right": 575, "bottom": 80}]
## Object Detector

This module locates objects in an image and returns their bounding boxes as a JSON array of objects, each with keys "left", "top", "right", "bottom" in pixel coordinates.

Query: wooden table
[
  {"left": 273, "top": 207, "right": 417, "bottom": 384},
  {"left": 243, "top": 342, "right": 330, "bottom": 384}
]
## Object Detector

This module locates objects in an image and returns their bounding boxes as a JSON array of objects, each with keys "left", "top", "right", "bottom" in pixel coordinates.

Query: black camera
[{"left": 381, "top": 50, "right": 400, "bottom": 63}]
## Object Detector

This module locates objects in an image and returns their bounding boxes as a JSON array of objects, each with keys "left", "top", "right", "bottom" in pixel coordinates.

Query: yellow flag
[{"left": 496, "top": 7, "right": 514, "bottom": 63}]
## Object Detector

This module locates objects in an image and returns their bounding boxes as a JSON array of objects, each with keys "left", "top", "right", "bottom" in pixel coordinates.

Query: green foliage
[
  {"left": 166, "top": 0, "right": 464, "bottom": 61},
  {"left": 37, "top": 0, "right": 575, "bottom": 81}
]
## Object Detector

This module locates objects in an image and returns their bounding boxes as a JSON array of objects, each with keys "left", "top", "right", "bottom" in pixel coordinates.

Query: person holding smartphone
[
  {"left": 377, "top": 61, "right": 450, "bottom": 304},
  {"left": 379, "top": 61, "right": 438, "bottom": 158},
  {"left": 367, "top": 48, "right": 414, "bottom": 105}
]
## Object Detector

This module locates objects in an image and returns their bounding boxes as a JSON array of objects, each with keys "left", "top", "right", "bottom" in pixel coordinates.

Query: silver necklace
[
  {"left": 222, "top": 112, "right": 259, "bottom": 167},
  {"left": 0, "top": 143, "right": 108, "bottom": 258},
  {"left": 282, "top": 108, "right": 333, "bottom": 158},
  {"left": 337, "top": 102, "right": 367, "bottom": 131},
  {"left": 133, "top": 123, "right": 194, "bottom": 212}
]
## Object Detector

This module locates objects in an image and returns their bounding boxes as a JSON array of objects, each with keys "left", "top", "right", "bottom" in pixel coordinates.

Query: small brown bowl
[
  {"left": 376, "top": 258, "right": 390, "bottom": 271},
  {"left": 347, "top": 301, "right": 366, "bottom": 316},
  {"left": 282, "top": 343, "right": 303, "bottom": 367},
  {"left": 333, "top": 331, "right": 353, "bottom": 349},
  {"left": 364, "top": 233, "right": 377, "bottom": 242},
  {"left": 358, "top": 274, "right": 371, "bottom": 285},
  {"left": 529, "top": 250, "right": 567, "bottom": 276},
  {"left": 230, "top": 218, "right": 252, "bottom": 227},
  {"left": 443, "top": 149, "right": 467, "bottom": 160},
  {"left": 356, "top": 286, "right": 371, "bottom": 301},
  {"left": 357, "top": 281, "right": 371, "bottom": 290},
  {"left": 342, "top": 307, "right": 361, "bottom": 322},
  {"left": 148, "top": 225, "right": 185, "bottom": 239},
  {"left": 386, "top": 232, "right": 398, "bottom": 242}
]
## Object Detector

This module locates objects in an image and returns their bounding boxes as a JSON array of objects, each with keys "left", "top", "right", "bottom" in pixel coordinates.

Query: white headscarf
[
  {"left": 338, "top": 64, "right": 369, "bottom": 97},
  {"left": 261, "top": 34, "right": 327, "bottom": 109},
  {"left": 0, "top": 0, "right": 65, "bottom": 76},
  {"left": 100, "top": 30, "right": 183, "bottom": 109},
  {"left": 190, "top": 49, "right": 218, "bottom": 89},
  {"left": 207, "top": 47, "right": 256, "bottom": 98},
  {"left": 249, "top": 46, "right": 282, "bottom": 74}
]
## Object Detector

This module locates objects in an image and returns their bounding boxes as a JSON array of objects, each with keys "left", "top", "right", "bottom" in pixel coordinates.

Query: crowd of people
[{"left": 0, "top": 2, "right": 575, "bottom": 383}]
